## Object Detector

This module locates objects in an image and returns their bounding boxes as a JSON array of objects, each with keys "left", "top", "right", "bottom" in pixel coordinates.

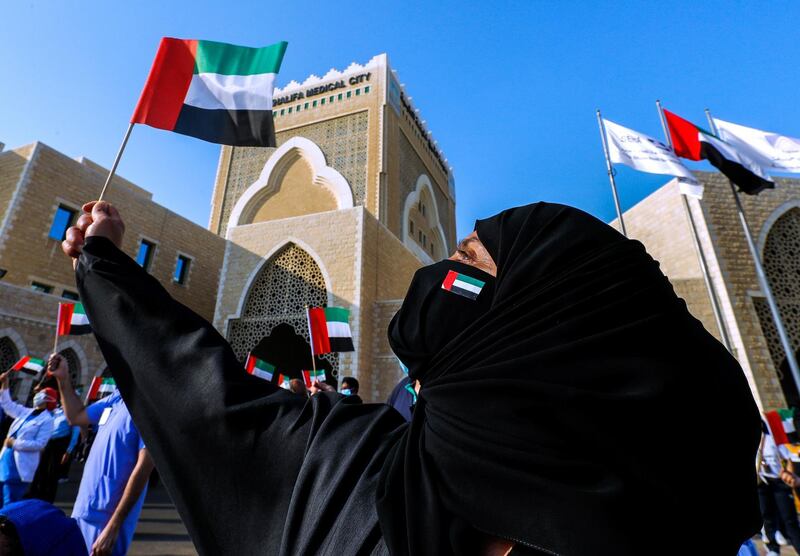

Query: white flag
[
  {"left": 603, "top": 119, "right": 703, "bottom": 198},
  {"left": 714, "top": 118, "right": 800, "bottom": 173}
]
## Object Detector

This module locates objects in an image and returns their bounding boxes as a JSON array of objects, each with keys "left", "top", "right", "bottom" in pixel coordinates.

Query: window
[
  {"left": 321, "top": 98, "right": 325, "bottom": 105},
  {"left": 429, "top": 243, "right": 435, "bottom": 257},
  {"left": 329, "top": 96, "right": 334, "bottom": 103},
  {"left": 62, "top": 290, "right": 79, "bottom": 300},
  {"left": 31, "top": 282, "right": 53, "bottom": 294},
  {"left": 355, "top": 88, "right": 361, "bottom": 96},
  {"left": 313, "top": 100, "right": 317, "bottom": 107},
  {"left": 296, "top": 105, "right": 301, "bottom": 112},
  {"left": 49, "top": 205, "right": 77, "bottom": 241},
  {"left": 337, "top": 93, "right": 343, "bottom": 101},
  {"left": 280, "top": 109, "right": 285, "bottom": 115},
  {"left": 304, "top": 102, "right": 309, "bottom": 109},
  {"left": 136, "top": 239, "right": 155, "bottom": 270},
  {"left": 418, "top": 230, "right": 423, "bottom": 242},
  {"left": 288, "top": 107, "right": 292, "bottom": 113},
  {"left": 346, "top": 91, "right": 352, "bottom": 98},
  {"left": 423, "top": 234, "right": 427, "bottom": 248},
  {"left": 174, "top": 255, "right": 191, "bottom": 285},
  {"left": 364, "top": 86, "right": 370, "bottom": 94},
  {"left": 409, "top": 220, "right": 414, "bottom": 235}
]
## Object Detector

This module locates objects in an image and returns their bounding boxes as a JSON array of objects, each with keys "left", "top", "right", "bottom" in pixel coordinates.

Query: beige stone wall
[
  {"left": 617, "top": 173, "right": 800, "bottom": 411},
  {"left": 250, "top": 158, "right": 337, "bottom": 222},
  {"left": 0, "top": 281, "right": 105, "bottom": 389},
  {"left": 217, "top": 206, "right": 421, "bottom": 401},
  {"left": 692, "top": 172, "right": 800, "bottom": 410},
  {"left": 0, "top": 143, "right": 226, "bottom": 322},
  {"left": 0, "top": 145, "right": 34, "bottom": 229}
]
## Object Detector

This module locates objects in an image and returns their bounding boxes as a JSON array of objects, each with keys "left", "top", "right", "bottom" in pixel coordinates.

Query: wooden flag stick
[
  {"left": 53, "top": 304, "right": 62, "bottom": 355},
  {"left": 97, "top": 123, "right": 135, "bottom": 202},
  {"left": 306, "top": 306, "right": 317, "bottom": 373}
]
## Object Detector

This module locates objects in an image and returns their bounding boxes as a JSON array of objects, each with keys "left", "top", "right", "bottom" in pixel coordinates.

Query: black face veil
[{"left": 379, "top": 202, "right": 761, "bottom": 555}]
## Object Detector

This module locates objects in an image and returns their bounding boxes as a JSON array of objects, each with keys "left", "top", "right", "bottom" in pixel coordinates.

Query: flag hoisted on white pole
[
  {"left": 713, "top": 118, "right": 800, "bottom": 173},
  {"left": 602, "top": 118, "right": 703, "bottom": 198}
]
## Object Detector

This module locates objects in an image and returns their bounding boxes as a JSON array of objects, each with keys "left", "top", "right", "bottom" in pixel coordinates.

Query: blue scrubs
[{"left": 72, "top": 391, "right": 146, "bottom": 556}]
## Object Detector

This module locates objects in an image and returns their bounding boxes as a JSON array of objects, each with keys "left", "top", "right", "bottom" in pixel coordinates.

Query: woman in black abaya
[{"left": 62, "top": 200, "right": 760, "bottom": 555}]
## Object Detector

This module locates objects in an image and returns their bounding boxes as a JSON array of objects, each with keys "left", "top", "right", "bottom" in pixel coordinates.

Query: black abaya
[{"left": 76, "top": 236, "right": 405, "bottom": 555}]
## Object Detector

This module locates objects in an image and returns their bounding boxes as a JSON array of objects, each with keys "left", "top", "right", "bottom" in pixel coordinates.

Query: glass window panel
[
  {"left": 48, "top": 206, "right": 77, "bottom": 241},
  {"left": 136, "top": 240, "right": 155, "bottom": 270},
  {"left": 174, "top": 255, "right": 191, "bottom": 284}
]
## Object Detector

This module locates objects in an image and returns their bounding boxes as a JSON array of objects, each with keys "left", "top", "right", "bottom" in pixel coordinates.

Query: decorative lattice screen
[
  {"left": 227, "top": 243, "right": 339, "bottom": 376},
  {"left": 0, "top": 337, "right": 18, "bottom": 372},
  {"left": 754, "top": 207, "right": 800, "bottom": 377}
]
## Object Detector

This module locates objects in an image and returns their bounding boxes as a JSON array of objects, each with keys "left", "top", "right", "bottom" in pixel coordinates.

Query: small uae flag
[
  {"left": 11, "top": 356, "right": 46, "bottom": 377},
  {"left": 57, "top": 302, "right": 92, "bottom": 336},
  {"left": 765, "top": 410, "right": 790, "bottom": 446},
  {"left": 307, "top": 307, "right": 355, "bottom": 354},
  {"left": 301, "top": 369, "right": 326, "bottom": 388},
  {"left": 664, "top": 109, "right": 774, "bottom": 195},
  {"left": 132, "top": 38, "right": 287, "bottom": 147},
  {"left": 441, "top": 270, "right": 486, "bottom": 300},
  {"left": 86, "top": 377, "right": 116, "bottom": 403},
  {"left": 245, "top": 353, "right": 275, "bottom": 382},
  {"left": 779, "top": 408, "right": 798, "bottom": 443},
  {"left": 278, "top": 374, "right": 292, "bottom": 390}
]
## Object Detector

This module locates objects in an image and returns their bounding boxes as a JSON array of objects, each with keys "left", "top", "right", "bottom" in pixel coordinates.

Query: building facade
[
  {"left": 616, "top": 173, "right": 800, "bottom": 411},
  {"left": 211, "top": 53, "right": 456, "bottom": 400},
  {"left": 0, "top": 53, "right": 455, "bottom": 403},
  {"left": 0, "top": 142, "right": 226, "bottom": 400}
]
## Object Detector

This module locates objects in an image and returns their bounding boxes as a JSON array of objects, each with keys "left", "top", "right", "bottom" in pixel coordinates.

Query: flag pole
[
  {"left": 53, "top": 304, "right": 62, "bottom": 355},
  {"left": 704, "top": 108, "right": 800, "bottom": 390},
  {"left": 97, "top": 123, "right": 135, "bottom": 202},
  {"left": 596, "top": 109, "right": 627, "bottom": 237},
  {"left": 306, "top": 307, "right": 317, "bottom": 373},
  {"left": 655, "top": 100, "right": 732, "bottom": 352}
]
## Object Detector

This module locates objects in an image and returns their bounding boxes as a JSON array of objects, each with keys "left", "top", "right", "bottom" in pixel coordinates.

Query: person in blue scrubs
[
  {"left": 0, "top": 375, "right": 54, "bottom": 507},
  {"left": 26, "top": 397, "right": 81, "bottom": 502},
  {"left": 48, "top": 354, "right": 153, "bottom": 556}
]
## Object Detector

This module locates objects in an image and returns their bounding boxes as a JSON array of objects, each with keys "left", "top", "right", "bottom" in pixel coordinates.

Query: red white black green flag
[
  {"left": 664, "top": 109, "right": 774, "bottom": 195},
  {"left": 307, "top": 307, "right": 355, "bottom": 354},
  {"left": 132, "top": 38, "right": 288, "bottom": 146},
  {"left": 11, "top": 356, "right": 46, "bottom": 377},
  {"left": 302, "top": 369, "right": 326, "bottom": 388},
  {"left": 245, "top": 353, "right": 275, "bottom": 382},
  {"left": 57, "top": 302, "right": 92, "bottom": 336}
]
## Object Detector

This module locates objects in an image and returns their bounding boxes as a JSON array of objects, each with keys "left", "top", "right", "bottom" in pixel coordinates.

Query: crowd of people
[{"left": 0, "top": 198, "right": 778, "bottom": 555}]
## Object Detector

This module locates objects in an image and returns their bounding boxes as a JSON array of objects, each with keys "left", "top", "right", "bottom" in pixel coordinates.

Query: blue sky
[{"left": 2, "top": 1, "right": 799, "bottom": 239}]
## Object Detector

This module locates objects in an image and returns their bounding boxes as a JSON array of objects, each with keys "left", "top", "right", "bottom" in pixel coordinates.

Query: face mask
[
  {"left": 33, "top": 392, "right": 50, "bottom": 408},
  {"left": 341, "top": 388, "right": 352, "bottom": 396}
]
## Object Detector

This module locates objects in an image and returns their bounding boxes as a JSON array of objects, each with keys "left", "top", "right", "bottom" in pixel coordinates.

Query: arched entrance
[
  {"left": 754, "top": 207, "right": 800, "bottom": 408},
  {"left": 227, "top": 243, "right": 339, "bottom": 379}
]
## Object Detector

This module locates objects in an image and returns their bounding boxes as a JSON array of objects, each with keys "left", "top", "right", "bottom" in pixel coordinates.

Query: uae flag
[
  {"left": 245, "top": 353, "right": 275, "bottom": 382},
  {"left": 278, "top": 374, "right": 292, "bottom": 390},
  {"left": 301, "top": 369, "right": 326, "bottom": 388},
  {"left": 132, "top": 38, "right": 288, "bottom": 146},
  {"left": 779, "top": 408, "right": 798, "bottom": 443},
  {"left": 441, "top": 270, "right": 486, "bottom": 301},
  {"left": 57, "top": 302, "right": 92, "bottom": 336},
  {"left": 765, "top": 410, "right": 790, "bottom": 445},
  {"left": 664, "top": 109, "right": 774, "bottom": 195},
  {"left": 11, "top": 356, "right": 46, "bottom": 377},
  {"left": 86, "top": 377, "right": 116, "bottom": 403},
  {"left": 307, "top": 307, "right": 355, "bottom": 354}
]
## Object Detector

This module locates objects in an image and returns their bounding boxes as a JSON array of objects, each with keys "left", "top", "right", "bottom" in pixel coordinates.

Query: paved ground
[{"left": 55, "top": 461, "right": 198, "bottom": 555}]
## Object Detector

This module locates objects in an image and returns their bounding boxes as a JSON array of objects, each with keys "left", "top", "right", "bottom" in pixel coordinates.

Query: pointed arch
[
  {"left": 227, "top": 137, "right": 353, "bottom": 231},
  {"left": 225, "top": 241, "right": 339, "bottom": 376},
  {"left": 402, "top": 174, "right": 447, "bottom": 264}
]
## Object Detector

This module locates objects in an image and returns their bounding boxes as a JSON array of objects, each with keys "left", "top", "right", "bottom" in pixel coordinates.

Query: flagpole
[
  {"left": 306, "top": 306, "right": 317, "bottom": 373},
  {"left": 654, "top": 100, "right": 732, "bottom": 352},
  {"left": 704, "top": 108, "right": 800, "bottom": 389},
  {"left": 596, "top": 109, "right": 627, "bottom": 237},
  {"left": 53, "top": 304, "right": 62, "bottom": 355},
  {"left": 97, "top": 123, "right": 135, "bottom": 202}
]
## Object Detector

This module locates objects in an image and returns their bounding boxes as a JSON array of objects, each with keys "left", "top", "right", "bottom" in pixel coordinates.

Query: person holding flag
[
  {"left": 59, "top": 196, "right": 762, "bottom": 555},
  {"left": 47, "top": 353, "right": 153, "bottom": 556},
  {"left": 0, "top": 372, "right": 54, "bottom": 507}
]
